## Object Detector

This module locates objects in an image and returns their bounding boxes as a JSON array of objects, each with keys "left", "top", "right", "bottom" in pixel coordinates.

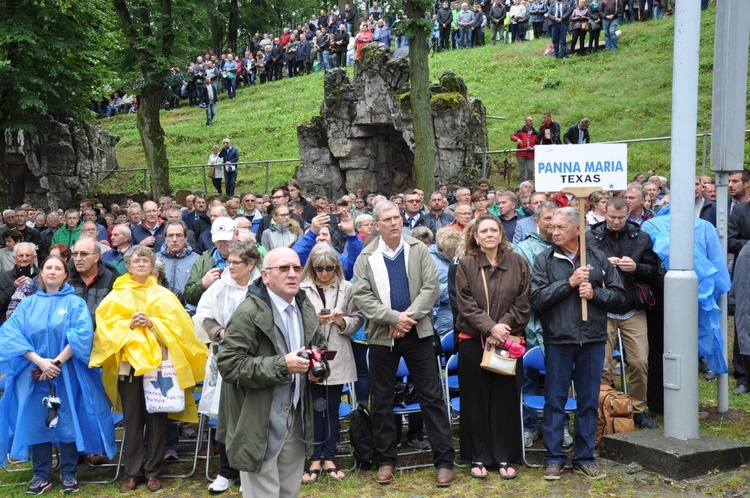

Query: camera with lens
[{"left": 297, "top": 346, "right": 337, "bottom": 382}]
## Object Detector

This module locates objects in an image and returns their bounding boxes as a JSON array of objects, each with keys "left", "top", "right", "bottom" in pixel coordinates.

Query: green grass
[{"left": 100, "top": 6, "right": 746, "bottom": 196}]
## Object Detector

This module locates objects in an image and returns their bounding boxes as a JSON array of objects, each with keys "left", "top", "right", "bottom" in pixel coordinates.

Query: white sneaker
[
  {"left": 523, "top": 431, "right": 538, "bottom": 448},
  {"left": 208, "top": 475, "right": 237, "bottom": 494},
  {"left": 563, "top": 426, "right": 573, "bottom": 448}
]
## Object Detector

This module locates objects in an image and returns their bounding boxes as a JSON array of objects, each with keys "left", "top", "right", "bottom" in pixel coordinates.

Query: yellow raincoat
[{"left": 90, "top": 274, "right": 208, "bottom": 422}]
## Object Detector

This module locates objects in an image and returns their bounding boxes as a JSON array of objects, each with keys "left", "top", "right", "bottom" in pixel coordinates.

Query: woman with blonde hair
[
  {"left": 299, "top": 243, "right": 363, "bottom": 483},
  {"left": 455, "top": 213, "right": 530, "bottom": 480}
]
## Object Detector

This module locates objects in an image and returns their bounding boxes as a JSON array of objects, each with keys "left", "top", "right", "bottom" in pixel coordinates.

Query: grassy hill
[{"left": 99, "top": 6, "right": 746, "bottom": 195}]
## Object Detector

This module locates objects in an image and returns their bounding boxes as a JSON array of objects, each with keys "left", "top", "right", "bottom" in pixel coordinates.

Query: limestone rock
[
  {"left": 296, "top": 50, "right": 487, "bottom": 198},
  {"left": 3, "top": 118, "right": 119, "bottom": 209}
]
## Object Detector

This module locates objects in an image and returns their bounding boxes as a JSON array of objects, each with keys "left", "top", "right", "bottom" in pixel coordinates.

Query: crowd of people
[
  {"left": 93, "top": 0, "right": 684, "bottom": 120},
  {"left": 0, "top": 151, "right": 738, "bottom": 495}
]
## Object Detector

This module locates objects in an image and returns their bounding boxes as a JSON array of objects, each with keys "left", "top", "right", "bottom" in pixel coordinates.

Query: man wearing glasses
[
  {"left": 69, "top": 236, "right": 117, "bottom": 325},
  {"left": 156, "top": 220, "right": 200, "bottom": 301},
  {"left": 353, "top": 200, "right": 455, "bottom": 487},
  {"left": 402, "top": 190, "right": 436, "bottom": 237},
  {"left": 217, "top": 247, "right": 327, "bottom": 498}
]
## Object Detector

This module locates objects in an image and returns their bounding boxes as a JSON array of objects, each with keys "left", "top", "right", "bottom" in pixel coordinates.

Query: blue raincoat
[
  {"left": 0, "top": 283, "right": 116, "bottom": 465},
  {"left": 641, "top": 205, "right": 730, "bottom": 374}
]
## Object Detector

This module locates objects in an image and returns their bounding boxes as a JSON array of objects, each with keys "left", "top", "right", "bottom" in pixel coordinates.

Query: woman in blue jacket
[{"left": 0, "top": 256, "right": 116, "bottom": 494}]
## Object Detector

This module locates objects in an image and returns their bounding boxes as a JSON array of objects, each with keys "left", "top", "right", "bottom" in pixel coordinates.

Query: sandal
[
  {"left": 470, "top": 462, "right": 488, "bottom": 479},
  {"left": 499, "top": 463, "right": 517, "bottom": 480},
  {"left": 323, "top": 466, "right": 345, "bottom": 481},
  {"left": 301, "top": 468, "right": 320, "bottom": 484}
]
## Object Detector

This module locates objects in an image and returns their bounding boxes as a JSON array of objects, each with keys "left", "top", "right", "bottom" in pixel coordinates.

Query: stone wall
[
  {"left": 3, "top": 119, "right": 119, "bottom": 209},
  {"left": 296, "top": 43, "right": 488, "bottom": 198}
]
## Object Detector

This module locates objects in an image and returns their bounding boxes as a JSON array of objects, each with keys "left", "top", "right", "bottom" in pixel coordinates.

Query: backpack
[
  {"left": 596, "top": 385, "right": 634, "bottom": 446},
  {"left": 349, "top": 405, "right": 376, "bottom": 470}
]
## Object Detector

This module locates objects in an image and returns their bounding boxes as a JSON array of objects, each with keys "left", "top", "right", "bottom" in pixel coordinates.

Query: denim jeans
[
  {"left": 550, "top": 22, "right": 568, "bottom": 58},
  {"left": 603, "top": 17, "right": 620, "bottom": 50},
  {"left": 542, "top": 342, "right": 605, "bottom": 466},
  {"left": 205, "top": 101, "right": 215, "bottom": 124},
  {"left": 224, "top": 167, "right": 237, "bottom": 197},
  {"left": 310, "top": 383, "right": 344, "bottom": 461},
  {"left": 317, "top": 50, "right": 331, "bottom": 70},
  {"left": 31, "top": 442, "right": 78, "bottom": 481},
  {"left": 459, "top": 26, "right": 472, "bottom": 48}
]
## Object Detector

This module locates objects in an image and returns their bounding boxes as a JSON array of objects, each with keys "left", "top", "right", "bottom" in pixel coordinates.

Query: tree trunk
[
  {"left": 210, "top": 13, "right": 223, "bottom": 54},
  {"left": 405, "top": 16, "right": 437, "bottom": 195},
  {"left": 136, "top": 83, "right": 170, "bottom": 198},
  {"left": 227, "top": 0, "right": 239, "bottom": 54}
]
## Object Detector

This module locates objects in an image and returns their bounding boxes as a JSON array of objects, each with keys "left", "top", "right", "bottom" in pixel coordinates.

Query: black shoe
[
  {"left": 734, "top": 383, "right": 749, "bottom": 395},
  {"left": 61, "top": 477, "right": 79, "bottom": 494},
  {"left": 407, "top": 438, "right": 430, "bottom": 451},
  {"left": 26, "top": 479, "right": 52, "bottom": 495},
  {"left": 634, "top": 412, "right": 658, "bottom": 429},
  {"left": 704, "top": 370, "right": 717, "bottom": 381}
]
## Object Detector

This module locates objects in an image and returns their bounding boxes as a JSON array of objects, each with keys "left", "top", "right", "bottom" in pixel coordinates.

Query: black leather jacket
[
  {"left": 531, "top": 245, "right": 626, "bottom": 345},
  {"left": 586, "top": 220, "right": 659, "bottom": 313}
]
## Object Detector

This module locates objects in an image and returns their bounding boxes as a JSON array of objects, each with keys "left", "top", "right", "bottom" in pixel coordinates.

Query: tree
[
  {"left": 395, "top": 0, "right": 437, "bottom": 195},
  {"left": 112, "top": 0, "right": 179, "bottom": 198},
  {"left": 0, "top": 0, "right": 115, "bottom": 204}
]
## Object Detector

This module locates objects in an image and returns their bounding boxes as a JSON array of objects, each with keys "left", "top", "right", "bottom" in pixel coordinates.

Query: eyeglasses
[
  {"left": 271, "top": 195, "right": 287, "bottom": 200},
  {"left": 405, "top": 199, "right": 421, "bottom": 204},
  {"left": 313, "top": 265, "right": 337, "bottom": 273},
  {"left": 265, "top": 264, "right": 303, "bottom": 273},
  {"left": 72, "top": 251, "right": 93, "bottom": 258}
]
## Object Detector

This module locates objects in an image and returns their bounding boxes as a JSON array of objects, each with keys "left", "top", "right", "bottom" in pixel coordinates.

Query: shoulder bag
[{"left": 479, "top": 267, "right": 519, "bottom": 376}]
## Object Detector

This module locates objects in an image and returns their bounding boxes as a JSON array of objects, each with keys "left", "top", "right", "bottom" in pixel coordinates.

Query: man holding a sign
[{"left": 530, "top": 207, "right": 625, "bottom": 480}]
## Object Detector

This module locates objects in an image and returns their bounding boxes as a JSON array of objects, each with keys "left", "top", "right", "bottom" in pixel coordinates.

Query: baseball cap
[{"left": 211, "top": 217, "right": 235, "bottom": 242}]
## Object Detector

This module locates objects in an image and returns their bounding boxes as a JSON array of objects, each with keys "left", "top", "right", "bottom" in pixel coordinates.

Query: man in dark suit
[{"left": 563, "top": 118, "right": 591, "bottom": 144}]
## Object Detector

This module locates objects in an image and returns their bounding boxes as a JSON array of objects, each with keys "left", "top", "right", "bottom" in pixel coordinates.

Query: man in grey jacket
[{"left": 352, "top": 201, "right": 455, "bottom": 487}]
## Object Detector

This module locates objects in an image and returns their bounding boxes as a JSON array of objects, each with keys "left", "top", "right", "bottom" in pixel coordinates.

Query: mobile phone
[
  {"left": 328, "top": 213, "right": 340, "bottom": 225},
  {"left": 18, "top": 265, "right": 32, "bottom": 278},
  {"left": 31, "top": 369, "right": 43, "bottom": 381},
  {"left": 320, "top": 309, "right": 331, "bottom": 316}
]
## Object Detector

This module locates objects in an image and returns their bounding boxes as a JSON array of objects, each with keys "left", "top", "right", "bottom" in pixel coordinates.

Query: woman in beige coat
[{"left": 299, "top": 243, "right": 363, "bottom": 483}]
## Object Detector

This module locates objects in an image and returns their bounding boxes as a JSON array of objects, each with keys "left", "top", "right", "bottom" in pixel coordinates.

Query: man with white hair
[
  {"left": 131, "top": 200, "right": 166, "bottom": 251},
  {"left": 0, "top": 242, "right": 37, "bottom": 322},
  {"left": 102, "top": 224, "right": 131, "bottom": 274}
]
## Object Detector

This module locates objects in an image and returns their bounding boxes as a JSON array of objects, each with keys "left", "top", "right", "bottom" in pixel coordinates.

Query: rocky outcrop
[
  {"left": 296, "top": 43, "right": 488, "bottom": 198},
  {"left": 3, "top": 119, "right": 118, "bottom": 209}
]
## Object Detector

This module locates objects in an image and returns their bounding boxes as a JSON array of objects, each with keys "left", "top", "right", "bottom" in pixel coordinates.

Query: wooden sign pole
[{"left": 562, "top": 186, "right": 601, "bottom": 321}]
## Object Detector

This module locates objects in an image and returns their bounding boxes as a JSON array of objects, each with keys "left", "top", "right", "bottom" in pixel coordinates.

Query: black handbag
[{"left": 633, "top": 282, "right": 656, "bottom": 310}]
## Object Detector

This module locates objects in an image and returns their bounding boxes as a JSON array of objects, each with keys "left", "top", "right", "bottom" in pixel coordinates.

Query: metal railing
[
  {"left": 97, "top": 129, "right": 749, "bottom": 194},
  {"left": 96, "top": 158, "right": 301, "bottom": 195},
  {"left": 477, "top": 129, "right": 750, "bottom": 181}
]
